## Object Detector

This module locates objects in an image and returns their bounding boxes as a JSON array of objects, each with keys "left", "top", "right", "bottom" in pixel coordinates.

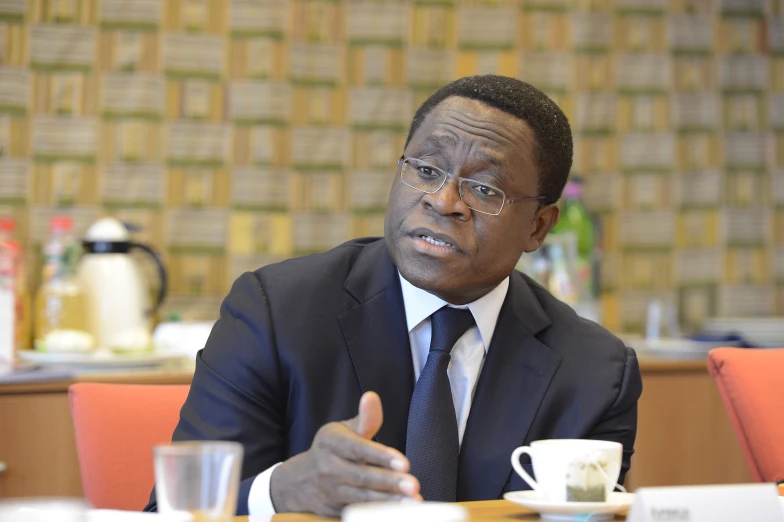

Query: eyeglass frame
[{"left": 397, "top": 156, "right": 547, "bottom": 216}]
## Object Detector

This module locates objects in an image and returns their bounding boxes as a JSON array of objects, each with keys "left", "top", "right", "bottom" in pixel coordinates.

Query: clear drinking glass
[{"left": 154, "top": 441, "right": 243, "bottom": 521}]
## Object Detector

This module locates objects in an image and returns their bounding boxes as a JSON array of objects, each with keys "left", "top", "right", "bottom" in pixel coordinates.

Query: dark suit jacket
[{"left": 145, "top": 237, "right": 642, "bottom": 514}]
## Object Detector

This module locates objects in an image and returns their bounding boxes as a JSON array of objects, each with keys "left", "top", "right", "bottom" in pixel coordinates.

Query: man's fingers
[
  {"left": 345, "top": 391, "right": 384, "bottom": 440},
  {"left": 333, "top": 484, "right": 421, "bottom": 507},
  {"left": 339, "top": 460, "right": 420, "bottom": 496},
  {"left": 324, "top": 425, "right": 409, "bottom": 471}
]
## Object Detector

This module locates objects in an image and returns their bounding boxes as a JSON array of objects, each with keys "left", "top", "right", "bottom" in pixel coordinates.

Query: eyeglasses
[{"left": 398, "top": 157, "right": 546, "bottom": 216}]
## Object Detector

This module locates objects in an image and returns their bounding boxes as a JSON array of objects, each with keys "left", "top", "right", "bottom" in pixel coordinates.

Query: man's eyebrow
[
  {"left": 473, "top": 149, "right": 503, "bottom": 169},
  {"left": 416, "top": 134, "right": 458, "bottom": 155}
]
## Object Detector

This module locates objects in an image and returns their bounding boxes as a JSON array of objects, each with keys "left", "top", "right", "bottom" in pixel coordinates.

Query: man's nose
[{"left": 423, "top": 177, "right": 471, "bottom": 218}]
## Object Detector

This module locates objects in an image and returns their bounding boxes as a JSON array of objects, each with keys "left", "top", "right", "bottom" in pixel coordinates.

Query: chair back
[
  {"left": 69, "top": 383, "right": 189, "bottom": 510},
  {"left": 707, "top": 348, "right": 784, "bottom": 484}
]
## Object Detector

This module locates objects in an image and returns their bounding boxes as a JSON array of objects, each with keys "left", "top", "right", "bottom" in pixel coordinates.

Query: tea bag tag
[{"left": 627, "top": 484, "right": 784, "bottom": 522}]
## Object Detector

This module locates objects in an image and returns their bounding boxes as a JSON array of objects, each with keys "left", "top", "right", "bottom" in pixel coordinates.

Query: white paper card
[{"left": 229, "top": 81, "right": 291, "bottom": 123}]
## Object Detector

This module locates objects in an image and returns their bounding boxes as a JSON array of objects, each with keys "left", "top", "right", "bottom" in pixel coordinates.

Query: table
[
  {"left": 234, "top": 500, "right": 628, "bottom": 521},
  {"left": 0, "top": 359, "right": 751, "bottom": 499}
]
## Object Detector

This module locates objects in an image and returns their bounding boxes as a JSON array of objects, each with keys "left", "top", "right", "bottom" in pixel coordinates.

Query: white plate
[
  {"left": 88, "top": 509, "right": 191, "bottom": 522},
  {"left": 503, "top": 491, "right": 634, "bottom": 521},
  {"left": 343, "top": 502, "right": 468, "bottom": 522},
  {"left": 18, "top": 349, "right": 184, "bottom": 370}
]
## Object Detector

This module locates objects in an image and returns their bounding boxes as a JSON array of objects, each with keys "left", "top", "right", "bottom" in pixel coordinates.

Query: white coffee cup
[{"left": 510, "top": 439, "right": 622, "bottom": 503}]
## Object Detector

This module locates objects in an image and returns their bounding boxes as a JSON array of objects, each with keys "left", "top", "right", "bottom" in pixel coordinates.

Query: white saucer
[
  {"left": 503, "top": 491, "right": 634, "bottom": 521},
  {"left": 18, "top": 349, "right": 184, "bottom": 370}
]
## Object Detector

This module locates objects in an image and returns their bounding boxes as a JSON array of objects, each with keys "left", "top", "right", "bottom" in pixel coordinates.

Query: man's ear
[{"left": 523, "top": 204, "right": 560, "bottom": 253}]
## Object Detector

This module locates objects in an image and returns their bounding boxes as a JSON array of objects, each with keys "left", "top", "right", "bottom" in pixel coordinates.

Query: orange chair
[
  {"left": 69, "top": 383, "right": 189, "bottom": 510},
  {"left": 707, "top": 348, "right": 784, "bottom": 484}
]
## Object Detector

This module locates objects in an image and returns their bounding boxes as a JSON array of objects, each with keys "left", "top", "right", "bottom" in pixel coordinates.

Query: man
[{"left": 145, "top": 75, "right": 642, "bottom": 516}]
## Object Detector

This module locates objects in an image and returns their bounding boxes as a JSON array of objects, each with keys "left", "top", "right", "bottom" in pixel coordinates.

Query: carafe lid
[{"left": 84, "top": 217, "right": 129, "bottom": 242}]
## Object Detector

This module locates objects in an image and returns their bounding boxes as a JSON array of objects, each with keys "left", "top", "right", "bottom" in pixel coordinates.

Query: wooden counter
[{"left": 0, "top": 358, "right": 751, "bottom": 499}]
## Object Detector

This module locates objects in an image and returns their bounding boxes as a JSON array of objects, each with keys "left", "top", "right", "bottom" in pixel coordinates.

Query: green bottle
[{"left": 550, "top": 178, "right": 596, "bottom": 299}]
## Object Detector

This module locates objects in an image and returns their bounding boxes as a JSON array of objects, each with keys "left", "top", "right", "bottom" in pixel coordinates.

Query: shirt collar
[{"left": 398, "top": 272, "right": 510, "bottom": 352}]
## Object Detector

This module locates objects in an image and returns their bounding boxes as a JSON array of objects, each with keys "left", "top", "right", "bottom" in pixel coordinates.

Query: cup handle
[{"left": 511, "top": 447, "right": 539, "bottom": 492}]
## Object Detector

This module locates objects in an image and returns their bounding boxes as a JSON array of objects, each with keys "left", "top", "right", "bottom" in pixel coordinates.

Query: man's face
[{"left": 385, "top": 96, "right": 560, "bottom": 304}]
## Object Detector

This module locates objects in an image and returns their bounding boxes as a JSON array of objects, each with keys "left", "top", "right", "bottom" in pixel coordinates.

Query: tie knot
[{"left": 429, "top": 307, "right": 475, "bottom": 355}]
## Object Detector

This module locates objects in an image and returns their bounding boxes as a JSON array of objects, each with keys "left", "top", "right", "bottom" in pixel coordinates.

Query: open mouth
[{"left": 419, "top": 234, "right": 454, "bottom": 248}]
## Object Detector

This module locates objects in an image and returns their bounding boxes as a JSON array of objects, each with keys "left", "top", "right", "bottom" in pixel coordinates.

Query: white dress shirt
[{"left": 248, "top": 274, "right": 510, "bottom": 515}]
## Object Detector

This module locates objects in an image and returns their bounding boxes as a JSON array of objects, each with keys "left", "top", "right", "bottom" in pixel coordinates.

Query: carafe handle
[{"left": 129, "top": 242, "right": 167, "bottom": 316}]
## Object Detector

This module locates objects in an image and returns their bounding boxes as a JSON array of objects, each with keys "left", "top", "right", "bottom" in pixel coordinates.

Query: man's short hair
[{"left": 405, "top": 75, "right": 573, "bottom": 206}]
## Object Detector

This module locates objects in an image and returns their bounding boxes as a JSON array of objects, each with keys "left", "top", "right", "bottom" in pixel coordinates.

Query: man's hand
[{"left": 269, "top": 391, "right": 422, "bottom": 516}]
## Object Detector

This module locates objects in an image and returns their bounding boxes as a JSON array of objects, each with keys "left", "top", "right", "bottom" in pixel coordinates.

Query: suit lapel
[
  {"left": 457, "top": 272, "right": 561, "bottom": 501},
  {"left": 338, "top": 240, "right": 414, "bottom": 454}
]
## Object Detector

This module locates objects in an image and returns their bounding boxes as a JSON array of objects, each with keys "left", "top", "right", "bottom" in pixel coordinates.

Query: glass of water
[{"left": 154, "top": 441, "right": 243, "bottom": 521}]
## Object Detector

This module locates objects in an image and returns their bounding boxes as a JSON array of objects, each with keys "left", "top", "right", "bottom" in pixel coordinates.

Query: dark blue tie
[{"left": 406, "top": 306, "right": 475, "bottom": 502}]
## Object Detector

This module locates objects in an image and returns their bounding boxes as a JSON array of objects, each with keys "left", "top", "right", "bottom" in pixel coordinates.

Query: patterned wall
[{"left": 0, "top": 0, "right": 782, "bottom": 332}]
